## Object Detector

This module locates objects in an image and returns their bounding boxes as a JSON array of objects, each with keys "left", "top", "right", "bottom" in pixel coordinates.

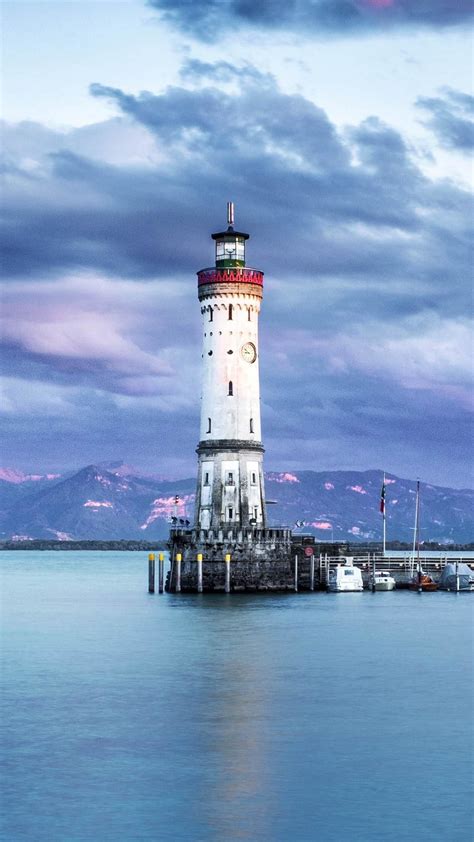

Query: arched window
[
  {"left": 228, "top": 381, "right": 233, "bottom": 396},
  {"left": 249, "top": 418, "right": 254, "bottom": 433},
  {"left": 206, "top": 418, "right": 211, "bottom": 433},
  {"left": 228, "top": 304, "right": 233, "bottom": 320}
]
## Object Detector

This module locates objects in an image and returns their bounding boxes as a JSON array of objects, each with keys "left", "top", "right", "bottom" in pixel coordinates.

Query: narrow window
[
  {"left": 254, "top": 507, "right": 258, "bottom": 520},
  {"left": 228, "top": 381, "right": 233, "bottom": 396},
  {"left": 206, "top": 418, "right": 211, "bottom": 433},
  {"left": 228, "top": 507, "right": 233, "bottom": 520},
  {"left": 248, "top": 308, "right": 251, "bottom": 321},
  {"left": 204, "top": 472, "right": 209, "bottom": 485},
  {"left": 251, "top": 472, "right": 256, "bottom": 485},
  {"left": 228, "top": 304, "right": 233, "bottom": 320},
  {"left": 227, "top": 472, "right": 234, "bottom": 485},
  {"left": 250, "top": 418, "right": 254, "bottom": 433},
  {"left": 209, "top": 308, "right": 213, "bottom": 322}
]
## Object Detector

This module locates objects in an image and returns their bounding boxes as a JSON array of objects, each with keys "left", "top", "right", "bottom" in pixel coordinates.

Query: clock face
[{"left": 241, "top": 342, "right": 257, "bottom": 363}]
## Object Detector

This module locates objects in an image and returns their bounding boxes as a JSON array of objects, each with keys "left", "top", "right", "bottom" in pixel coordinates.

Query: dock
[{"left": 155, "top": 538, "right": 473, "bottom": 593}]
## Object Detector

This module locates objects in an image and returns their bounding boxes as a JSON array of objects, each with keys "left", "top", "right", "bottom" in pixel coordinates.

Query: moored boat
[
  {"left": 408, "top": 480, "right": 438, "bottom": 591},
  {"left": 371, "top": 570, "right": 396, "bottom": 591},
  {"left": 438, "top": 562, "right": 474, "bottom": 592},
  {"left": 327, "top": 557, "right": 364, "bottom": 592},
  {"left": 409, "top": 573, "right": 438, "bottom": 592}
]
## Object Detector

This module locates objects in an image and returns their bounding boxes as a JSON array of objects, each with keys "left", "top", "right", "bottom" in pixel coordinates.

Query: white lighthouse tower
[
  {"left": 167, "top": 204, "right": 295, "bottom": 592},
  {"left": 194, "top": 202, "right": 266, "bottom": 531}
]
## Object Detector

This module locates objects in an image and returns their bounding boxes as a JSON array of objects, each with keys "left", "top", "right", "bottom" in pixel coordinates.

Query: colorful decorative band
[{"left": 197, "top": 267, "right": 264, "bottom": 286}]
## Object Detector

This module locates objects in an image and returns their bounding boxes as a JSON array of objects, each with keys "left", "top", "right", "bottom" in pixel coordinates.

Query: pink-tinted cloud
[
  {"left": 312, "top": 521, "right": 332, "bottom": 530},
  {"left": 348, "top": 485, "right": 368, "bottom": 494}
]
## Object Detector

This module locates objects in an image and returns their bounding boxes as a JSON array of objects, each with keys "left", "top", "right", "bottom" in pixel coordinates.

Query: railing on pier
[{"left": 317, "top": 554, "right": 473, "bottom": 586}]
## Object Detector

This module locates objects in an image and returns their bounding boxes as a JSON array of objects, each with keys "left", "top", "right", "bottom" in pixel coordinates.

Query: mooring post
[
  {"left": 455, "top": 559, "right": 459, "bottom": 593},
  {"left": 197, "top": 552, "right": 203, "bottom": 593},
  {"left": 148, "top": 553, "right": 155, "bottom": 593},
  {"left": 310, "top": 553, "right": 315, "bottom": 591},
  {"left": 294, "top": 554, "right": 298, "bottom": 592},
  {"left": 371, "top": 552, "right": 376, "bottom": 593},
  {"left": 225, "top": 553, "right": 231, "bottom": 593},
  {"left": 158, "top": 552, "right": 164, "bottom": 594},
  {"left": 176, "top": 552, "right": 182, "bottom": 593}
]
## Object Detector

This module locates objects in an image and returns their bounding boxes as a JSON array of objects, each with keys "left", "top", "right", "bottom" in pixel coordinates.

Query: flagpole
[{"left": 382, "top": 471, "right": 386, "bottom": 557}]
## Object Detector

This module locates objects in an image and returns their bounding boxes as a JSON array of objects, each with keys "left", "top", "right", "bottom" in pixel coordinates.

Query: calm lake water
[{"left": 1, "top": 551, "right": 473, "bottom": 842}]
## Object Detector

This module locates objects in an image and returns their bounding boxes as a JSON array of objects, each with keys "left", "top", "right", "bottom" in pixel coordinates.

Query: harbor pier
[{"left": 164, "top": 531, "right": 472, "bottom": 592}]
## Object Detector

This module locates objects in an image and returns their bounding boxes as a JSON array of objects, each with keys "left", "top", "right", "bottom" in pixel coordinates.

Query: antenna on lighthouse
[{"left": 227, "top": 201, "right": 234, "bottom": 227}]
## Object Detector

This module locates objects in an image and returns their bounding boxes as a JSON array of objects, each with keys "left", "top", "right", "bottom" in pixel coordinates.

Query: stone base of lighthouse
[{"left": 166, "top": 527, "right": 299, "bottom": 592}]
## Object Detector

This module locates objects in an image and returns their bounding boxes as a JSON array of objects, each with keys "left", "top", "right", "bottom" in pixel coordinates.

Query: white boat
[
  {"left": 327, "top": 558, "right": 363, "bottom": 592},
  {"left": 371, "top": 570, "right": 396, "bottom": 591}
]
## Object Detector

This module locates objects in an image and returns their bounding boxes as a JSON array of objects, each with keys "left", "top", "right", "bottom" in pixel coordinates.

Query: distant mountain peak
[{"left": 0, "top": 464, "right": 472, "bottom": 543}]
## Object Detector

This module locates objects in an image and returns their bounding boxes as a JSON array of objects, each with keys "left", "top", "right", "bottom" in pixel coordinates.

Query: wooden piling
[
  {"left": 294, "top": 554, "right": 298, "bottom": 592},
  {"left": 176, "top": 552, "right": 182, "bottom": 593},
  {"left": 158, "top": 552, "right": 164, "bottom": 594},
  {"left": 197, "top": 553, "right": 203, "bottom": 593},
  {"left": 225, "top": 553, "right": 231, "bottom": 593},
  {"left": 148, "top": 553, "right": 155, "bottom": 593}
]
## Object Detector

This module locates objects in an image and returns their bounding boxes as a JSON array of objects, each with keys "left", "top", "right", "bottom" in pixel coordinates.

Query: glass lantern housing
[{"left": 212, "top": 227, "right": 249, "bottom": 268}]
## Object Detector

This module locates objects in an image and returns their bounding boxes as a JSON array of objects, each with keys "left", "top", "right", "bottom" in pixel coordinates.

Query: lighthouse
[
  {"left": 194, "top": 202, "right": 266, "bottom": 531},
  {"left": 167, "top": 204, "right": 297, "bottom": 592}
]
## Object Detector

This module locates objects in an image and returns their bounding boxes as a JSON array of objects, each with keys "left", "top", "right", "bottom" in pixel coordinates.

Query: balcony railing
[{"left": 197, "top": 267, "right": 264, "bottom": 286}]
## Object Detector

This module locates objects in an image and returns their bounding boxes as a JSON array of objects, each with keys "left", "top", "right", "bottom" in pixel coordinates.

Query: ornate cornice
[
  {"left": 197, "top": 439, "right": 265, "bottom": 455},
  {"left": 198, "top": 281, "right": 263, "bottom": 302}
]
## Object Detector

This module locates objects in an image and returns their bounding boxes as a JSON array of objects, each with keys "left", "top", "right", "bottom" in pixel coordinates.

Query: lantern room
[{"left": 211, "top": 201, "right": 249, "bottom": 268}]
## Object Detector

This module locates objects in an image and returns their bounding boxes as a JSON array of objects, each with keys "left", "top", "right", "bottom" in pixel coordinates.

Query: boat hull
[
  {"left": 327, "top": 583, "right": 364, "bottom": 593},
  {"left": 373, "top": 581, "right": 396, "bottom": 591},
  {"left": 409, "top": 582, "right": 438, "bottom": 592}
]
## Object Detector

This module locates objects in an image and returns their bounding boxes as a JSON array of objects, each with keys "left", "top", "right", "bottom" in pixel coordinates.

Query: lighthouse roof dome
[{"left": 211, "top": 225, "right": 249, "bottom": 241}]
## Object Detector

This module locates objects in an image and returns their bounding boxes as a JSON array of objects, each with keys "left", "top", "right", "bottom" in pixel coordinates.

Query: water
[{"left": 1, "top": 551, "right": 472, "bottom": 842}]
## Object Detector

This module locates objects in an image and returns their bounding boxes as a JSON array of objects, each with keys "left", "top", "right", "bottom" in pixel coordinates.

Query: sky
[{"left": 1, "top": 0, "right": 473, "bottom": 487}]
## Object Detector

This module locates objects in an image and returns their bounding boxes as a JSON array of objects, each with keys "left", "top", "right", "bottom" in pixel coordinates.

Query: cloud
[
  {"left": 417, "top": 88, "right": 474, "bottom": 153},
  {"left": 0, "top": 275, "right": 199, "bottom": 400},
  {"left": 147, "top": 0, "right": 474, "bottom": 40},
  {"left": 2, "top": 64, "right": 473, "bottom": 484}
]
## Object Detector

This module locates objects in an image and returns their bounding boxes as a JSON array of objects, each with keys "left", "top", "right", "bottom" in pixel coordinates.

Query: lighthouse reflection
[{"left": 191, "top": 596, "right": 277, "bottom": 840}]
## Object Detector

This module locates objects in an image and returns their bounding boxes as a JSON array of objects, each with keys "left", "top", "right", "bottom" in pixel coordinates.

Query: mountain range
[{"left": 0, "top": 462, "right": 472, "bottom": 544}]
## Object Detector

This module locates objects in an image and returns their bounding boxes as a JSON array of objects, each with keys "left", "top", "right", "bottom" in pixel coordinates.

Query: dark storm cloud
[
  {"left": 2, "top": 70, "right": 471, "bottom": 307},
  {"left": 417, "top": 88, "right": 474, "bottom": 152},
  {"left": 147, "top": 0, "right": 473, "bottom": 40}
]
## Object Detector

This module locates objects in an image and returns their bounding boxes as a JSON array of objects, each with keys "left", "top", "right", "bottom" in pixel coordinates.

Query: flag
[
  {"left": 380, "top": 479, "right": 386, "bottom": 515},
  {"left": 295, "top": 520, "right": 305, "bottom": 528}
]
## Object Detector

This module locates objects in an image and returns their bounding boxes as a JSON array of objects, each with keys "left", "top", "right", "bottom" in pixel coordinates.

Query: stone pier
[{"left": 167, "top": 526, "right": 303, "bottom": 592}]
